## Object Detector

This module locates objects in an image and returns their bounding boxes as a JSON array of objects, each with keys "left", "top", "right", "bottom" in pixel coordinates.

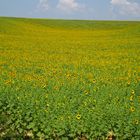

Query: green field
[{"left": 0, "top": 17, "right": 140, "bottom": 139}]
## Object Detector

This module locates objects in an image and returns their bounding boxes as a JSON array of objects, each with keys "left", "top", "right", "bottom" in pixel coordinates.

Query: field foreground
[{"left": 0, "top": 17, "right": 140, "bottom": 139}]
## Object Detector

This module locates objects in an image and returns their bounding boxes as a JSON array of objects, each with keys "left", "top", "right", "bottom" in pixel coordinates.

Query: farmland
[{"left": 0, "top": 17, "right": 140, "bottom": 139}]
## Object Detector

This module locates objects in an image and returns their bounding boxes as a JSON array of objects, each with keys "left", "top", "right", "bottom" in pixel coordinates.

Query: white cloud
[
  {"left": 57, "top": 0, "right": 84, "bottom": 12},
  {"left": 111, "top": 0, "right": 140, "bottom": 16},
  {"left": 38, "top": 0, "right": 49, "bottom": 11},
  {"left": 111, "top": 0, "right": 129, "bottom": 5},
  {"left": 37, "top": 0, "right": 85, "bottom": 13}
]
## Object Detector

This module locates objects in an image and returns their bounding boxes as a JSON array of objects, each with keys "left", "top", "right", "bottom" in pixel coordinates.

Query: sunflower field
[{"left": 0, "top": 17, "right": 140, "bottom": 139}]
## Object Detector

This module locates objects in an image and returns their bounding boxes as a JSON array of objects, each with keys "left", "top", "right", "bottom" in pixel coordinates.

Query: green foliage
[{"left": 0, "top": 17, "right": 140, "bottom": 139}]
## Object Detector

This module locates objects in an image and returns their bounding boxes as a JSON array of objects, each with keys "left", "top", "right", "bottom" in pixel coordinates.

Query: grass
[{"left": 0, "top": 17, "right": 140, "bottom": 139}]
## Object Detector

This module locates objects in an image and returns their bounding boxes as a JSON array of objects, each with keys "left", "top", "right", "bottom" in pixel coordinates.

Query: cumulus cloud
[
  {"left": 38, "top": 0, "right": 49, "bottom": 11},
  {"left": 111, "top": 0, "right": 140, "bottom": 16},
  {"left": 57, "top": 0, "right": 85, "bottom": 12},
  {"left": 37, "top": 0, "right": 85, "bottom": 13}
]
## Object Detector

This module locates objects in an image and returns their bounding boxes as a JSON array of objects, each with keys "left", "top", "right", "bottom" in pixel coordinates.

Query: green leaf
[
  {"left": 61, "top": 137, "right": 69, "bottom": 140},
  {"left": 68, "top": 133, "right": 75, "bottom": 137},
  {"left": 18, "top": 128, "right": 23, "bottom": 133},
  {"left": 37, "top": 131, "right": 44, "bottom": 138},
  {"left": 57, "top": 130, "right": 65, "bottom": 136},
  {"left": 27, "top": 122, "right": 35, "bottom": 129}
]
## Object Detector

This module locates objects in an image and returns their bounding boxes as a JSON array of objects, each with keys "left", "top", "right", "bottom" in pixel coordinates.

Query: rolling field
[{"left": 0, "top": 17, "right": 140, "bottom": 139}]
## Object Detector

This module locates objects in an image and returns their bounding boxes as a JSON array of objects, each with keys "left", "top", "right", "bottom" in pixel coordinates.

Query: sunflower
[
  {"left": 76, "top": 114, "right": 81, "bottom": 120},
  {"left": 130, "top": 107, "right": 135, "bottom": 112}
]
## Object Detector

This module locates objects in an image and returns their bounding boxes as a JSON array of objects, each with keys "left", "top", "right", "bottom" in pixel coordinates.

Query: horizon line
[{"left": 0, "top": 16, "right": 140, "bottom": 22}]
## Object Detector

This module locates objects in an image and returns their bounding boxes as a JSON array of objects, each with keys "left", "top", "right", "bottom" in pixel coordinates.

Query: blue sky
[{"left": 0, "top": 0, "right": 140, "bottom": 20}]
